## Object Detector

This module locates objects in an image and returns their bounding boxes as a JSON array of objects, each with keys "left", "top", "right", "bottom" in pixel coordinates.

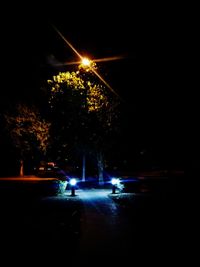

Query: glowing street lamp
[
  {"left": 82, "top": 57, "right": 91, "bottom": 66},
  {"left": 79, "top": 57, "right": 96, "bottom": 72},
  {"left": 52, "top": 25, "right": 122, "bottom": 99}
]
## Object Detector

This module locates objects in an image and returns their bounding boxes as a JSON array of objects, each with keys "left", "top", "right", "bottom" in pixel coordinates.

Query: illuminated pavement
[
  {"left": 74, "top": 189, "right": 137, "bottom": 261},
  {"left": 68, "top": 188, "right": 177, "bottom": 263},
  {"left": 0, "top": 180, "right": 177, "bottom": 264}
]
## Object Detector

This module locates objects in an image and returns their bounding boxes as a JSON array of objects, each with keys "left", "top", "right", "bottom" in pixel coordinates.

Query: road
[
  {"left": 77, "top": 189, "right": 132, "bottom": 258},
  {"left": 74, "top": 188, "right": 177, "bottom": 264},
  {"left": 0, "top": 179, "right": 178, "bottom": 265}
]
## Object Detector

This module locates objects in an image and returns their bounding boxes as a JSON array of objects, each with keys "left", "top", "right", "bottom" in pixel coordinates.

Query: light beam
[{"left": 52, "top": 25, "right": 122, "bottom": 99}]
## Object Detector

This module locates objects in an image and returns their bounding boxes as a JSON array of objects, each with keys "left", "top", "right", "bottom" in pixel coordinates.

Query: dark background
[{"left": 0, "top": 4, "right": 184, "bottom": 172}]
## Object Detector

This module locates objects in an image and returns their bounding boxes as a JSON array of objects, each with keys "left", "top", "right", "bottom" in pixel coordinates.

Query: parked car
[{"left": 34, "top": 162, "right": 69, "bottom": 181}]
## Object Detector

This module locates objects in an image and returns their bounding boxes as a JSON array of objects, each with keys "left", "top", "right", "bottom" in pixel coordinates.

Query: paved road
[
  {"left": 0, "top": 183, "right": 178, "bottom": 265},
  {"left": 74, "top": 188, "right": 178, "bottom": 264},
  {"left": 77, "top": 189, "right": 131, "bottom": 256}
]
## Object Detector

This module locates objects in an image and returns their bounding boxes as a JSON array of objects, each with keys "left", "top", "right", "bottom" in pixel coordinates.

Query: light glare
[
  {"left": 52, "top": 25, "right": 122, "bottom": 99},
  {"left": 111, "top": 178, "right": 120, "bottom": 185},
  {"left": 82, "top": 58, "right": 91, "bottom": 66},
  {"left": 70, "top": 178, "right": 77, "bottom": 186}
]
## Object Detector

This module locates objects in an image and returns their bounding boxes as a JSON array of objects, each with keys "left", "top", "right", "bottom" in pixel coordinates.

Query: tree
[
  {"left": 4, "top": 104, "right": 51, "bottom": 176},
  {"left": 47, "top": 62, "right": 120, "bottom": 184}
]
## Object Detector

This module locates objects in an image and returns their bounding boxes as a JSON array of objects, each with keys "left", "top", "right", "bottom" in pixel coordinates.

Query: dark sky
[
  {"left": 2, "top": 7, "right": 180, "bottom": 104},
  {"left": 0, "top": 4, "right": 184, "bottom": 166}
]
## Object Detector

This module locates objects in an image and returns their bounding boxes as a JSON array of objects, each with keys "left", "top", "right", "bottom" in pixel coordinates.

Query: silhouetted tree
[
  {"left": 4, "top": 104, "right": 51, "bottom": 176},
  {"left": 47, "top": 62, "right": 120, "bottom": 184}
]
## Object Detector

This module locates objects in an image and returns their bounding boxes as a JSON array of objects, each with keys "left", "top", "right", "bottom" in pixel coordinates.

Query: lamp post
[
  {"left": 111, "top": 178, "right": 120, "bottom": 194},
  {"left": 69, "top": 178, "right": 77, "bottom": 196}
]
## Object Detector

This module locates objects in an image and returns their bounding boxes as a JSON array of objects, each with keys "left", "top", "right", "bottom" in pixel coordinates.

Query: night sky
[{"left": 0, "top": 4, "right": 184, "bottom": 168}]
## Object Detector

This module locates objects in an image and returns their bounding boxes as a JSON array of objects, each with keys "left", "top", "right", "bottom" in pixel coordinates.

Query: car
[
  {"left": 33, "top": 162, "right": 71, "bottom": 194},
  {"left": 35, "top": 162, "right": 69, "bottom": 181}
]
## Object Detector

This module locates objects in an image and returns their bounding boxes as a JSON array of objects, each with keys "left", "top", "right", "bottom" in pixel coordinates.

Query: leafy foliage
[
  {"left": 46, "top": 63, "right": 120, "bottom": 173},
  {"left": 4, "top": 104, "right": 51, "bottom": 158}
]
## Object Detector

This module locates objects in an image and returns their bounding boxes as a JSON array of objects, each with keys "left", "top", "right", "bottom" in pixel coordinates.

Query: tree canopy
[
  {"left": 4, "top": 104, "right": 51, "bottom": 175},
  {"left": 46, "top": 63, "right": 120, "bottom": 178}
]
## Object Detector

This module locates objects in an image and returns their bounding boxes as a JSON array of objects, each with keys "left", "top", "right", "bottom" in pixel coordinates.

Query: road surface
[
  {"left": 73, "top": 188, "right": 177, "bottom": 264},
  {"left": 77, "top": 189, "right": 133, "bottom": 257},
  {"left": 0, "top": 180, "right": 178, "bottom": 265}
]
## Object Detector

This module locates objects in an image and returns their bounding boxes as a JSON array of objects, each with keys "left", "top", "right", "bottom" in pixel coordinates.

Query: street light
[
  {"left": 79, "top": 57, "right": 96, "bottom": 72},
  {"left": 52, "top": 25, "right": 122, "bottom": 99},
  {"left": 82, "top": 57, "right": 91, "bottom": 66}
]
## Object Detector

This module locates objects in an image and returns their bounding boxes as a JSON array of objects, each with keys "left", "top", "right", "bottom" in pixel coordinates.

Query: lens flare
[{"left": 52, "top": 25, "right": 122, "bottom": 99}]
